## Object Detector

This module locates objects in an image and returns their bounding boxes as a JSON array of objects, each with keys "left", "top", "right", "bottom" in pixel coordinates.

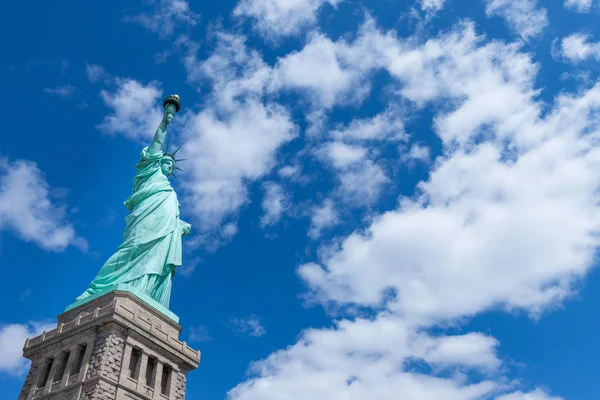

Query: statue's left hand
[{"left": 181, "top": 221, "right": 192, "bottom": 237}]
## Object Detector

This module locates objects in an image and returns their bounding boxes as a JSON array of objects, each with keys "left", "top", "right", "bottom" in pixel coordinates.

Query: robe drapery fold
[{"left": 76, "top": 147, "right": 183, "bottom": 308}]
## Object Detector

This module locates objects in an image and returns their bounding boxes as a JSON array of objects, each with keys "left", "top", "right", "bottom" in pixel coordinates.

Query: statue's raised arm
[{"left": 149, "top": 94, "right": 181, "bottom": 155}]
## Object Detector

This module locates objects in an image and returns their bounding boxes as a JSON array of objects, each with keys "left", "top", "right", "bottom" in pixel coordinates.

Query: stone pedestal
[{"left": 19, "top": 290, "right": 200, "bottom": 400}]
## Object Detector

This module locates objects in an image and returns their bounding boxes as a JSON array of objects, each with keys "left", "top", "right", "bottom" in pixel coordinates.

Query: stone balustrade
[{"left": 24, "top": 292, "right": 200, "bottom": 364}]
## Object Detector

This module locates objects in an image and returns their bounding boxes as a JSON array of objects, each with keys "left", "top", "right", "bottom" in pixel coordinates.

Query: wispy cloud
[
  {"left": 85, "top": 63, "right": 107, "bottom": 83},
  {"left": 179, "top": 257, "right": 202, "bottom": 278},
  {"left": 44, "top": 85, "right": 77, "bottom": 98},
  {"left": 230, "top": 315, "right": 266, "bottom": 337},
  {"left": 564, "top": 0, "right": 594, "bottom": 12},
  {"left": 260, "top": 182, "right": 288, "bottom": 228},
  {"left": 308, "top": 199, "right": 338, "bottom": 239},
  {"left": 124, "top": 0, "right": 199, "bottom": 38},
  {"left": 189, "top": 325, "right": 212, "bottom": 343}
]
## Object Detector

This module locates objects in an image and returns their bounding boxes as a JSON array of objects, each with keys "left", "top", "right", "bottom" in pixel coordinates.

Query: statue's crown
[{"left": 162, "top": 138, "right": 185, "bottom": 178}]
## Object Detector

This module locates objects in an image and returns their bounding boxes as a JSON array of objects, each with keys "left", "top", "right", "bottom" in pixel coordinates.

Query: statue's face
[{"left": 161, "top": 159, "right": 174, "bottom": 176}]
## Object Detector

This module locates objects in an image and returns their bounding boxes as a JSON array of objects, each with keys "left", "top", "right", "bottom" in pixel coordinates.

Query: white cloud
[
  {"left": 406, "top": 143, "right": 431, "bottom": 162},
  {"left": 181, "top": 101, "right": 296, "bottom": 235},
  {"left": 300, "top": 92, "right": 600, "bottom": 324},
  {"left": 485, "top": 0, "right": 548, "bottom": 39},
  {"left": 85, "top": 63, "right": 106, "bottom": 83},
  {"left": 228, "top": 316, "right": 501, "bottom": 400},
  {"left": 308, "top": 199, "right": 338, "bottom": 239},
  {"left": 417, "top": 332, "right": 501, "bottom": 370},
  {"left": 178, "top": 33, "right": 297, "bottom": 240},
  {"left": 233, "top": 0, "right": 340, "bottom": 40},
  {"left": 189, "top": 325, "right": 212, "bottom": 343},
  {"left": 228, "top": 21, "right": 594, "bottom": 400},
  {"left": 0, "top": 321, "right": 55, "bottom": 376},
  {"left": 558, "top": 33, "right": 600, "bottom": 63},
  {"left": 44, "top": 86, "right": 77, "bottom": 98},
  {"left": 320, "top": 108, "right": 405, "bottom": 207},
  {"left": 178, "top": 256, "right": 201, "bottom": 277},
  {"left": 337, "top": 161, "right": 389, "bottom": 206},
  {"left": 299, "top": 22, "right": 600, "bottom": 323},
  {"left": 269, "top": 19, "right": 390, "bottom": 109},
  {"left": 564, "top": 0, "right": 593, "bottom": 12},
  {"left": 125, "top": 0, "right": 199, "bottom": 37},
  {"left": 230, "top": 316, "right": 266, "bottom": 337},
  {"left": 380, "top": 22, "right": 541, "bottom": 148},
  {"left": 330, "top": 108, "right": 406, "bottom": 142},
  {"left": 496, "top": 389, "right": 564, "bottom": 400},
  {"left": 260, "top": 182, "right": 288, "bottom": 227},
  {"left": 316, "top": 142, "right": 389, "bottom": 206},
  {"left": 421, "top": 0, "right": 445, "bottom": 12},
  {"left": 97, "top": 78, "right": 163, "bottom": 141},
  {"left": 0, "top": 158, "right": 86, "bottom": 252},
  {"left": 320, "top": 142, "right": 367, "bottom": 169},
  {"left": 278, "top": 165, "right": 301, "bottom": 179}
]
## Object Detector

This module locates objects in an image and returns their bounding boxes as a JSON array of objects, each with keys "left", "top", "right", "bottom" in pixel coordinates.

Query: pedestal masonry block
[{"left": 18, "top": 290, "right": 200, "bottom": 400}]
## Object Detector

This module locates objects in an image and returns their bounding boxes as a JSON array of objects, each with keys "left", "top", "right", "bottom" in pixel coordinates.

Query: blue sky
[{"left": 2, "top": 0, "right": 600, "bottom": 399}]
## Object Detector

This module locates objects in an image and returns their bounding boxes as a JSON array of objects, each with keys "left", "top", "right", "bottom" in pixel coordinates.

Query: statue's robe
[{"left": 76, "top": 147, "right": 184, "bottom": 308}]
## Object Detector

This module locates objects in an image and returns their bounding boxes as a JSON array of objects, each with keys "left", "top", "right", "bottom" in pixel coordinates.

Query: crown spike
[
  {"left": 174, "top": 166, "right": 183, "bottom": 171},
  {"left": 172, "top": 146, "right": 182, "bottom": 156},
  {"left": 175, "top": 158, "right": 186, "bottom": 162}
]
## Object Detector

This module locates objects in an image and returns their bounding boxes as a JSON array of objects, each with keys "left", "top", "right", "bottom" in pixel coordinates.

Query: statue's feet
[{"left": 75, "top": 292, "right": 90, "bottom": 302}]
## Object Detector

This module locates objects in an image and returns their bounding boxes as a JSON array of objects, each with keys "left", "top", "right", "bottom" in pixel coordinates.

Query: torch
[{"left": 163, "top": 94, "right": 181, "bottom": 114}]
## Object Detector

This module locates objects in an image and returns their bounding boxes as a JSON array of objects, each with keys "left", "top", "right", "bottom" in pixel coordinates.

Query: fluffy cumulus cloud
[
  {"left": 564, "top": 0, "right": 594, "bottom": 12},
  {"left": 125, "top": 0, "right": 199, "bottom": 38},
  {"left": 98, "top": 78, "right": 163, "bottom": 141},
  {"left": 228, "top": 316, "right": 504, "bottom": 400},
  {"left": 178, "top": 33, "right": 298, "bottom": 240},
  {"left": 182, "top": 102, "right": 295, "bottom": 235},
  {"left": 268, "top": 19, "right": 396, "bottom": 109},
  {"left": 227, "top": 20, "right": 599, "bottom": 400},
  {"left": 484, "top": 0, "right": 548, "bottom": 39},
  {"left": 233, "top": 0, "right": 340, "bottom": 40},
  {"left": 0, "top": 158, "right": 85, "bottom": 252},
  {"left": 557, "top": 33, "right": 600, "bottom": 63},
  {"left": 0, "top": 321, "right": 55, "bottom": 376}
]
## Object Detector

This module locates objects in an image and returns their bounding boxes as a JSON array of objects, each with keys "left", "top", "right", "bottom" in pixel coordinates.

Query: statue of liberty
[{"left": 73, "top": 95, "right": 190, "bottom": 310}]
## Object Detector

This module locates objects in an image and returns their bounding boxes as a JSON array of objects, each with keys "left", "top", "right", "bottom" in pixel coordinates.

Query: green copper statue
[{"left": 74, "top": 95, "right": 190, "bottom": 310}]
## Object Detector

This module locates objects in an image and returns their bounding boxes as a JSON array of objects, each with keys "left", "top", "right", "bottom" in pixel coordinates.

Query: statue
[{"left": 73, "top": 95, "right": 190, "bottom": 310}]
